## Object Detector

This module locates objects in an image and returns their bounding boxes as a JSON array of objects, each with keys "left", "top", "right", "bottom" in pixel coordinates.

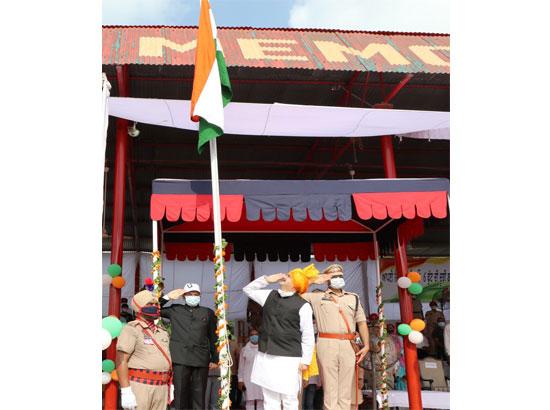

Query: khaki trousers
[
  {"left": 130, "top": 380, "right": 168, "bottom": 410},
  {"left": 317, "top": 338, "right": 356, "bottom": 410}
]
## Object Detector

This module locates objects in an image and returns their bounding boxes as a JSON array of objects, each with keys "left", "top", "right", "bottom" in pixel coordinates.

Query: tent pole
[
  {"left": 379, "top": 133, "right": 423, "bottom": 410},
  {"left": 104, "top": 64, "right": 129, "bottom": 410}
]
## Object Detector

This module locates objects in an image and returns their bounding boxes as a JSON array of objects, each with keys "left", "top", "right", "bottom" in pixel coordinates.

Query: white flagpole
[
  {"left": 209, "top": 139, "right": 223, "bottom": 250},
  {"left": 209, "top": 137, "right": 232, "bottom": 409}
]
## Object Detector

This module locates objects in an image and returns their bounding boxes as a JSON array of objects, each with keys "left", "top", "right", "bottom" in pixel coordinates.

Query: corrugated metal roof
[{"left": 103, "top": 26, "right": 449, "bottom": 74}]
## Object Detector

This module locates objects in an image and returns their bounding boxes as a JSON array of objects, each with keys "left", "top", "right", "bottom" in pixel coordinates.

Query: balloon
[
  {"left": 408, "top": 330, "right": 424, "bottom": 344},
  {"left": 111, "top": 370, "right": 119, "bottom": 382},
  {"left": 107, "top": 264, "right": 122, "bottom": 278},
  {"left": 410, "top": 319, "right": 426, "bottom": 332},
  {"left": 101, "top": 328, "right": 112, "bottom": 350},
  {"left": 102, "top": 274, "right": 112, "bottom": 287},
  {"left": 102, "top": 316, "right": 123, "bottom": 338},
  {"left": 408, "top": 283, "right": 423, "bottom": 295},
  {"left": 397, "top": 324, "right": 411, "bottom": 336},
  {"left": 144, "top": 277, "right": 153, "bottom": 285},
  {"left": 397, "top": 277, "right": 412, "bottom": 289},
  {"left": 101, "top": 372, "right": 112, "bottom": 385},
  {"left": 102, "top": 359, "right": 115, "bottom": 373},
  {"left": 407, "top": 271, "right": 422, "bottom": 283},
  {"left": 111, "top": 276, "right": 126, "bottom": 289}
]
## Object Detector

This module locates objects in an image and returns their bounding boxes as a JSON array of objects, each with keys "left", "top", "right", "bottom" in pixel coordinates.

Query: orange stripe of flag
[{"left": 190, "top": 0, "right": 216, "bottom": 122}]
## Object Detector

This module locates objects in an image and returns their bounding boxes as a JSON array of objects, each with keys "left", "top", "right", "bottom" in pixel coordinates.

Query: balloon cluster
[
  {"left": 144, "top": 277, "right": 154, "bottom": 292},
  {"left": 397, "top": 318, "right": 426, "bottom": 345},
  {"left": 101, "top": 315, "right": 124, "bottom": 384},
  {"left": 397, "top": 271, "right": 423, "bottom": 296},
  {"left": 103, "top": 264, "right": 125, "bottom": 289}
]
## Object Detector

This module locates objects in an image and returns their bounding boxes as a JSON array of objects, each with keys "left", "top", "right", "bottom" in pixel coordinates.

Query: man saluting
[
  {"left": 160, "top": 283, "right": 218, "bottom": 410},
  {"left": 302, "top": 264, "right": 370, "bottom": 410},
  {"left": 243, "top": 268, "right": 316, "bottom": 410}
]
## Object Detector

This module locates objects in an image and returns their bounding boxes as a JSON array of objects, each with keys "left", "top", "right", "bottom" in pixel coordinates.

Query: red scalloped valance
[
  {"left": 352, "top": 191, "right": 447, "bottom": 220},
  {"left": 150, "top": 194, "right": 244, "bottom": 222},
  {"left": 164, "top": 242, "right": 234, "bottom": 261},
  {"left": 313, "top": 242, "right": 376, "bottom": 261}
]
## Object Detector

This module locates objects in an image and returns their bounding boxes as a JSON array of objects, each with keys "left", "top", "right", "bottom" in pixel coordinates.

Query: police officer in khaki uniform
[
  {"left": 302, "top": 264, "right": 370, "bottom": 410},
  {"left": 116, "top": 290, "right": 172, "bottom": 410}
]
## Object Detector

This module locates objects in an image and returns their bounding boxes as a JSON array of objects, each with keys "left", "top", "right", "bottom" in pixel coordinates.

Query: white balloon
[
  {"left": 397, "top": 277, "right": 412, "bottom": 289},
  {"left": 408, "top": 330, "right": 424, "bottom": 344},
  {"left": 102, "top": 274, "right": 112, "bottom": 287},
  {"left": 101, "top": 372, "right": 112, "bottom": 385},
  {"left": 101, "top": 328, "right": 112, "bottom": 350}
]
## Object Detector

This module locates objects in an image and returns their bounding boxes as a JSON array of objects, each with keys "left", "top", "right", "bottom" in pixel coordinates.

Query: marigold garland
[
  {"left": 376, "top": 282, "right": 389, "bottom": 409},
  {"left": 214, "top": 239, "right": 232, "bottom": 410}
]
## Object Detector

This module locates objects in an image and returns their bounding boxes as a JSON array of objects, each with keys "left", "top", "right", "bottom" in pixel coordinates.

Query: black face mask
[{"left": 140, "top": 305, "right": 160, "bottom": 319}]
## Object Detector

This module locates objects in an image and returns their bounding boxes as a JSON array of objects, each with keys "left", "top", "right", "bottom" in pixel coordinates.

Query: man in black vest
[
  {"left": 243, "top": 273, "right": 315, "bottom": 410},
  {"left": 160, "top": 283, "right": 219, "bottom": 410}
]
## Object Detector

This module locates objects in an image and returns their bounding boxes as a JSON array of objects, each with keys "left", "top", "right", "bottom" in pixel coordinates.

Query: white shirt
[
  {"left": 243, "top": 275, "right": 315, "bottom": 395},
  {"left": 238, "top": 342, "right": 263, "bottom": 401}
]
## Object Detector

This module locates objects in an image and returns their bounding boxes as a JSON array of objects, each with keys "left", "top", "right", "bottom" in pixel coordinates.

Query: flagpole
[{"left": 209, "top": 137, "right": 232, "bottom": 409}]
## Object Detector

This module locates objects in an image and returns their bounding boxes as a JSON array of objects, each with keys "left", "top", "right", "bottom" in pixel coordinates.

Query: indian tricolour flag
[{"left": 190, "top": 0, "right": 232, "bottom": 154}]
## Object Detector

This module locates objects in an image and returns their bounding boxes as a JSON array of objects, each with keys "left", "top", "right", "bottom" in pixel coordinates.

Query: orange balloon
[
  {"left": 111, "top": 370, "right": 118, "bottom": 382},
  {"left": 410, "top": 318, "right": 426, "bottom": 332},
  {"left": 407, "top": 271, "right": 422, "bottom": 283},
  {"left": 112, "top": 276, "right": 126, "bottom": 289}
]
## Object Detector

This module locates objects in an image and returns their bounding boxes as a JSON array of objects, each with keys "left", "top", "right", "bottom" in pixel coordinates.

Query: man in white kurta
[
  {"left": 243, "top": 273, "right": 315, "bottom": 410},
  {"left": 238, "top": 329, "right": 264, "bottom": 410}
]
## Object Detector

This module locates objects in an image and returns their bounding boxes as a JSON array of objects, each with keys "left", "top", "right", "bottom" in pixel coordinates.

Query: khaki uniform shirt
[
  {"left": 302, "top": 289, "right": 367, "bottom": 334},
  {"left": 116, "top": 320, "right": 171, "bottom": 372}
]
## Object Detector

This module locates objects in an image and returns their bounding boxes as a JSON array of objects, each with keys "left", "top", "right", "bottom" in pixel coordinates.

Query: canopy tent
[
  {"left": 108, "top": 97, "right": 450, "bottom": 140},
  {"left": 151, "top": 178, "right": 449, "bottom": 223}
]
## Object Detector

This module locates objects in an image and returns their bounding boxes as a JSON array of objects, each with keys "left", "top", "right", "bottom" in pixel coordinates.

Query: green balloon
[
  {"left": 398, "top": 324, "right": 412, "bottom": 336},
  {"left": 408, "top": 283, "right": 423, "bottom": 295},
  {"left": 102, "top": 316, "right": 123, "bottom": 338},
  {"left": 107, "top": 264, "right": 122, "bottom": 278},
  {"left": 102, "top": 359, "right": 115, "bottom": 373}
]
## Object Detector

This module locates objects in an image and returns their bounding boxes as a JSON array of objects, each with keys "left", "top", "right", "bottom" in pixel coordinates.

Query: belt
[
  {"left": 128, "top": 369, "right": 172, "bottom": 385},
  {"left": 318, "top": 332, "right": 355, "bottom": 340}
]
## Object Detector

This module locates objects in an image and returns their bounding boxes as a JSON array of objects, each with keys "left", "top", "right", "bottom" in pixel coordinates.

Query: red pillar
[
  {"left": 395, "top": 236, "right": 423, "bottom": 410},
  {"left": 378, "top": 110, "right": 423, "bottom": 410},
  {"left": 104, "top": 65, "right": 129, "bottom": 410}
]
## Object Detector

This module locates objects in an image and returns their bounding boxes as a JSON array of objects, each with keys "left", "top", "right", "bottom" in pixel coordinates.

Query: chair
[{"left": 419, "top": 358, "right": 449, "bottom": 392}]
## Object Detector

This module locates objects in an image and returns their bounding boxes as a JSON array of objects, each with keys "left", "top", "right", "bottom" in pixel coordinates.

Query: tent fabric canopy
[
  {"left": 313, "top": 242, "right": 376, "bottom": 261},
  {"left": 164, "top": 218, "right": 371, "bottom": 233},
  {"left": 164, "top": 241, "right": 376, "bottom": 262},
  {"left": 151, "top": 178, "right": 449, "bottom": 222},
  {"left": 165, "top": 242, "right": 234, "bottom": 261},
  {"left": 108, "top": 97, "right": 450, "bottom": 140}
]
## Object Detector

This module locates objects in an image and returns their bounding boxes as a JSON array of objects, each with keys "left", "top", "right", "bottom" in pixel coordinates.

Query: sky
[{"left": 103, "top": 0, "right": 450, "bottom": 33}]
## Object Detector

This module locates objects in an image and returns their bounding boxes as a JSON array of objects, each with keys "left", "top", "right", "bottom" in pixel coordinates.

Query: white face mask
[
  {"left": 185, "top": 295, "right": 201, "bottom": 307},
  {"left": 438, "top": 322, "right": 446, "bottom": 328},
  {"left": 278, "top": 289, "right": 295, "bottom": 298},
  {"left": 330, "top": 277, "right": 345, "bottom": 289}
]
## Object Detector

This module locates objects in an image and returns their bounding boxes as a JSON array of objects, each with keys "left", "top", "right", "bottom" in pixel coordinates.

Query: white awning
[{"left": 108, "top": 97, "right": 449, "bottom": 140}]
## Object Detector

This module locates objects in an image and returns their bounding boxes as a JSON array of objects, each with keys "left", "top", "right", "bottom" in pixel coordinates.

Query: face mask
[
  {"left": 278, "top": 289, "right": 295, "bottom": 298},
  {"left": 140, "top": 305, "right": 160, "bottom": 319},
  {"left": 250, "top": 335, "right": 259, "bottom": 344},
  {"left": 330, "top": 277, "right": 345, "bottom": 289},
  {"left": 438, "top": 322, "right": 446, "bottom": 328},
  {"left": 185, "top": 295, "right": 201, "bottom": 307}
]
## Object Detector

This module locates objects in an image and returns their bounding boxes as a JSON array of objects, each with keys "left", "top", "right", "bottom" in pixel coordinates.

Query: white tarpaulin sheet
[{"left": 107, "top": 97, "right": 449, "bottom": 140}]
